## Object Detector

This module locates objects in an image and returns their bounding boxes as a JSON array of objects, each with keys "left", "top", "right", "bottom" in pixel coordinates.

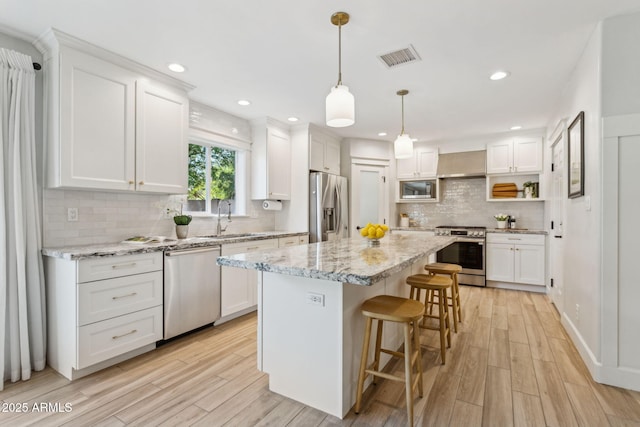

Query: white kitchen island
[{"left": 217, "top": 234, "right": 455, "bottom": 418}]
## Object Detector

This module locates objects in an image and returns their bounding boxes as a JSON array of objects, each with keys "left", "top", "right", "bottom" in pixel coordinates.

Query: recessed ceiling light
[
  {"left": 237, "top": 99, "right": 251, "bottom": 106},
  {"left": 378, "top": 132, "right": 387, "bottom": 137},
  {"left": 510, "top": 125, "right": 522, "bottom": 130},
  {"left": 167, "top": 63, "right": 186, "bottom": 73},
  {"left": 490, "top": 70, "right": 510, "bottom": 81},
  {"left": 287, "top": 117, "right": 299, "bottom": 122}
]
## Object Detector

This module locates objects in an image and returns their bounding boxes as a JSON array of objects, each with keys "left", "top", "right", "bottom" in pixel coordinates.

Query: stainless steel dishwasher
[{"left": 163, "top": 246, "right": 221, "bottom": 339}]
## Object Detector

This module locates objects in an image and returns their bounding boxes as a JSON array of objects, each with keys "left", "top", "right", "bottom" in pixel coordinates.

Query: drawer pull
[
  {"left": 247, "top": 246, "right": 260, "bottom": 250},
  {"left": 112, "top": 329, "right": 137, "bottom": 340},
  {"left": 111, "top": 262, "right": 137, "bottom": 270},
  {"left": 507, "top": 238, "right": 521, "bottom": 241},
  {"left": 285, "top": 242, "right": 295, "bottom": 245},
  {"left": 112, "top": 292, "right": 137, "bottom": 300}
]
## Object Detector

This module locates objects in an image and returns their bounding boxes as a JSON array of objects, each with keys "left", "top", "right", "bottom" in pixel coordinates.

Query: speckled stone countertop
[
  {"left": 487, "top": 229, "right": 548, "bottom": 235},
  {"left": 42, "top": 231, "right": 307, "bottom": 261},
  {"left": 217, "top": 234, "right": 456, "bottom": 286},
  {"left": 390, "top": 227, "right": 435, "bottom": 232}
]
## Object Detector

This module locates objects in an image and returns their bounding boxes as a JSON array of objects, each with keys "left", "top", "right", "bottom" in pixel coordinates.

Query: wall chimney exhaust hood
[{"left": 436, "top": 150, "right": 486, "bottom": 178}]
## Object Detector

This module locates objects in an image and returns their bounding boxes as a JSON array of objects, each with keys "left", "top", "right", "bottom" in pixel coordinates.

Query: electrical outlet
[
  {"left": 306, "top": 292, "right": 325, "bottom": 307},
  {"left": 575, "top": 303, "right": 580, "bottom": 321},
  {"left": 67, "top": 207, "right": 78, "bottom": 222}
]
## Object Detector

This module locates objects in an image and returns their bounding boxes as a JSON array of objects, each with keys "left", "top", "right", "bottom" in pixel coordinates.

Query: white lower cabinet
[
  {"left": 45, "top": 252, "right": 164, "bottom": 380},
  {"left": 278, "top": 234, "right": 309, "bottom": 247},
  {"left": 486, "top": 233, "right": 545, "bottom": 286},
  {"left": 220, "top": 239, "right": 279, "bottom": 319}
]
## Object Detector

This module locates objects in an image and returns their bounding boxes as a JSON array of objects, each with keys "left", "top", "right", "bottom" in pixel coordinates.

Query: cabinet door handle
[
  {"left": 128, "top": 180, "right": 134, "bottom": 185},
  {"left": 139, "top": 181, "right": 144, "bottom": 186},
  {"left": 111, "top": 262, "right": 137, "bottom": 270},
  {"left": 324, "top": 167, "right": 329, "bottom": 170},
  {"left": 112, "top": 292, "right": 137, "bottom": 300},
  {"left": 247, "top": 246, "right": 260, "bottom": 251},
  {"left": 112, "top": 329, "right": 137, "bottom": 340}
]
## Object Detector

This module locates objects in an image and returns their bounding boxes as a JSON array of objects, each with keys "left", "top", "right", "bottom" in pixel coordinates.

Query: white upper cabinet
[
  {"left": 396, "top": 147, "right": 438, "bottom": 179},
  {"left": 251, "top": 119, "right": 291, "bottom": 200},
  {"left": 310, "top": 130, "right": 340, "bottom": 175},
  {"left": 135, "top": 81, "right": 189, "bottom": 193},
  {"left": 36, "top": 29, "right": 192, "bottom": 193},
  {"left": 486, "top": 137, "right": 542, "bottom": 174}
]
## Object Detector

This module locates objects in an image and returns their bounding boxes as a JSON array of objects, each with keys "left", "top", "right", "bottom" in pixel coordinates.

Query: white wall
[{"left": 545, "top": 23, "right": 603, "bottom": 367}]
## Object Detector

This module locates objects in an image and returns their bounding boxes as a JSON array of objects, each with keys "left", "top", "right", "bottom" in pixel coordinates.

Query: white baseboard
[{"left": 562, "top": 313, "right": 640, "bottom": 392}]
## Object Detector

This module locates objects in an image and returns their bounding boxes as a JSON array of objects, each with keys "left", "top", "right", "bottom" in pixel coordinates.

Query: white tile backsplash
[
  {"left": 43, "top": 189, "right": 275, "bottom": 247},
  {"left": 397, "top": 177, "right": 545, "bottom": 229}
]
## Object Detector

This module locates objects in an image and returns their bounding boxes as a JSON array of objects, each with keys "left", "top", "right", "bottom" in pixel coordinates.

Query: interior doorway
[{"left": 350, "top": 162, "right": 389, "bottom": 237}]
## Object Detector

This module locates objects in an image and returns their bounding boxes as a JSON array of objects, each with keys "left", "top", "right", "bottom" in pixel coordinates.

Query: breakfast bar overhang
[{"left": 217, "top": 234, "right": 455, "bottom": 418}]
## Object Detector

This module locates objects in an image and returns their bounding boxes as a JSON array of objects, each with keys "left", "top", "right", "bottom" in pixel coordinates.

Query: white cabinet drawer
[
  {"left": 78, "top": 252, "right": 162, "bottom": 283},
  {"left": 486, "top": 233, "right": 545, "bottom": 245},
  {"left": 78, "top": 271, "right": 163, "bottom": 326},
  {"left": 278, "top": 236, "right": 299, "bottom": 247},
  {"left": 77, "top": 306, "right": 162, "bottom": 369},
  {"left": 222, "top": 239, "right": 278, "bottom": 255},
  {"left": 298, "top": 235, "right": 309, "bottom": 245}
]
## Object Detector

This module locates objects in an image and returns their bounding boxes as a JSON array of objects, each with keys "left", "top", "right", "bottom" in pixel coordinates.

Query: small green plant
[
  {"left": 173, "top": 214, "right": 192, "bottom": 225},
  {"left": 494, "top": 213, "right": 509, "bottom": 221}
]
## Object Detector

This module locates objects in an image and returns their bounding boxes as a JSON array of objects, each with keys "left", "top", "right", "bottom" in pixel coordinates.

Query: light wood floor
[{"left": 2, "top": 286, "right": 640, "bottom": 426}]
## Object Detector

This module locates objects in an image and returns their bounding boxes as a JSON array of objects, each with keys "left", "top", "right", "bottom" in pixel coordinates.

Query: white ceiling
[{"left": 3, "top": 0, "right": 640, "bottom": 143}]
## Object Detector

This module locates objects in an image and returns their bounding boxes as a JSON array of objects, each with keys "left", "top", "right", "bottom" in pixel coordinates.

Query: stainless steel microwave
[{"left": 399, "top": 179, "right": 437, "bottom": 199}]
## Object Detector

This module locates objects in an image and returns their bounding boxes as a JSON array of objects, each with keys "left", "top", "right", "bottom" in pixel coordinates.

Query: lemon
[
  {"left": 375, "top": 228, "right": 385, "bottom": 239},
  {"left": 360, "top": 227, "right": 368, "bottom": 237},
  {"left": 368, "top": 227, "right": 376, "bottom": 238},
  {"left": 381, "top": 224, "right": 389, "bottom": 231}
]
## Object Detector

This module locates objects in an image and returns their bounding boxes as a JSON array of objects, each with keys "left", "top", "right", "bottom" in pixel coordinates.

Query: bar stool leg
[
  {"left": 454, "top": 273, "right": 462, "bottom": 323},
  {"left": 437, "top": 288, "right": 447, "bottom": 364},
  {"left": 450, "top": 279, "right": 459, "bottom": 333},
  {"left": 413, "top": 319, "right": 424, "bottom": 398},
  {"left": 403, "top": 322, "right": 414, "bottom": 426},
  {"left": 355, "top": 317, "right": 373, "bottom": 414},
  {"left": 372, "top": 319, "right": 384, "bottom": 385}
]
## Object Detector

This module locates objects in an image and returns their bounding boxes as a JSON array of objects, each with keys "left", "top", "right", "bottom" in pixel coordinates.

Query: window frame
[{"left": 186, "top": 130, "right": 250, "bottom": 217}]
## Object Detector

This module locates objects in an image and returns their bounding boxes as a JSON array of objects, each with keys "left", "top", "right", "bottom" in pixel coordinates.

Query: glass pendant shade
[
  {"left": 326, "top": 85, "right": 355, "bottom": 128},
  {"left": 394, "top": 134, "right": 414, "bottom": 159}
]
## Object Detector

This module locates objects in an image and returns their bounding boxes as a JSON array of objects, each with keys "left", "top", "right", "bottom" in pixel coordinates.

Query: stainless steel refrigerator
[{"left": 309, "top": 172, "right": 349, "bottom": 243}]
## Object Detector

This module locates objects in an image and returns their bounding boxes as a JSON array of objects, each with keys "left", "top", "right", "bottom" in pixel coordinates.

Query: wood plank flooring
[{"left": 2, "top": 286, "right": 640, "bottom": 426}]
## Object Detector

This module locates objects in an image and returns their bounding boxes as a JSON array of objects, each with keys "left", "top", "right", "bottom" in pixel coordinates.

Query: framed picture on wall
[{"left": 568, "top": 111, "right": 585, "bottom": 198}]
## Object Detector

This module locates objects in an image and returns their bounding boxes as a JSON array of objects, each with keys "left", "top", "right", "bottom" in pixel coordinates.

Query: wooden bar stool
[
  {"left": 355, "top": 295, "right": 425, "bottom": 426},
  {"left": 406, "top": 274, "right": 452, "bottom": 364},
  {"left": 424, "top": 263, "right": 463, "bottom": 332}
]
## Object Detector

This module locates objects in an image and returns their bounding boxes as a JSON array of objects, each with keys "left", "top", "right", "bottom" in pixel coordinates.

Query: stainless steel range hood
[{"left": 436, "top": 150, "right": 486, "bottom": 178}]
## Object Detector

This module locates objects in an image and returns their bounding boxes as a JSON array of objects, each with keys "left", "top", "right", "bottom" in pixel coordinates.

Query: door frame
[{"left": 549, "top": 127, "right": 566, "bottom": 312}]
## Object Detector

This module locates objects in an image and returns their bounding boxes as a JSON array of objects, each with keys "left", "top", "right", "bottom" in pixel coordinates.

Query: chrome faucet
[{"left": 216, "top": 199, "right": 232, "bottom": 235}]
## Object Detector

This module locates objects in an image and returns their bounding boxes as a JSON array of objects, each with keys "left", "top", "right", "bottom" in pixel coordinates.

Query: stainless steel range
[{"left": 435, "top": 226, "right": 486, "bottom": 287}]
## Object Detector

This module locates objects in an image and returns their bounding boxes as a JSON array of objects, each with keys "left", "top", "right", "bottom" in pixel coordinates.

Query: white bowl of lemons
[{"left": 359, "top": 223, "right": 389, "bottom": 246}]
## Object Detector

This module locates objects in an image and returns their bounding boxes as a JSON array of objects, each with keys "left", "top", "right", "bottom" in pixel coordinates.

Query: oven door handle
[{"left": 454, "top": 238, "right": 484, "bottom": 244}]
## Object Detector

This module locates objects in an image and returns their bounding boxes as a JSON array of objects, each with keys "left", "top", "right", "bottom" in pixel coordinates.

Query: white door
[
  {"left": 351, "top": 163, "right": 388, "bottom": 236},
  {"left": 549, "top": 134, "right": 565, "bottom": 310}
]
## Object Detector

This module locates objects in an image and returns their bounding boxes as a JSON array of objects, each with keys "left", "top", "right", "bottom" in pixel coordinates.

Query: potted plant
[
  {"left": 494, "top": 213, "right": 509, "bottom": 229},
  {"left": 173, "top": 212, "right": 192, "bottom": 239},
  {"left": 523, "top": 181, "right": 536, "bottom": 199}
]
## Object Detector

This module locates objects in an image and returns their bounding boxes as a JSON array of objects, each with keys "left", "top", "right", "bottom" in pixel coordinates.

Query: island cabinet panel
[{"left": 260, "top": 267, "right": 411, "bottom": 418}]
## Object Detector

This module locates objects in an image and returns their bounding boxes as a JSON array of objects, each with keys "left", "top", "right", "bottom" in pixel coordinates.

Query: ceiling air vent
[{"left": 378, "top": 45, "right": 421, "bottom": 69}]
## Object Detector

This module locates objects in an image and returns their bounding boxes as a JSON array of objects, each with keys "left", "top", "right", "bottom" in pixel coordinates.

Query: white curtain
[{"left": 0, "top": 48, "right": 46, "bottom": 390}]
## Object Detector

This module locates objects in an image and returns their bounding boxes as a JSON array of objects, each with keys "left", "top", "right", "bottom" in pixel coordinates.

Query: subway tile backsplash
[
  {"left": 397, "top": 177, "right": 544, "bottom": 229},
  {"left": 43, "top": 189, "right": 275, "bottom": 247}
]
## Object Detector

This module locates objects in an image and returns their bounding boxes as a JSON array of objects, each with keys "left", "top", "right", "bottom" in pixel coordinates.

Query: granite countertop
[
  {"left": 390, "top": 227, "right": 435, "bottom": 232},
  {"left": 42, "top": 231, "right": 308, "bottom": 261},
  {"left": 486, "top": 229, "right": 548, "bottom": 235},
  {"left": 217, "top": 234, "right": 456, "bottom": 286}
]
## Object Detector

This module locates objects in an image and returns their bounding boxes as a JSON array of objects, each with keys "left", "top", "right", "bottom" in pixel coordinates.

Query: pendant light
[
  {"left": 326, "top": 11, "right": 355, "bottom": 128},
  {"left": 394, "top": 90, "right": 414, "bottom": 159}
]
